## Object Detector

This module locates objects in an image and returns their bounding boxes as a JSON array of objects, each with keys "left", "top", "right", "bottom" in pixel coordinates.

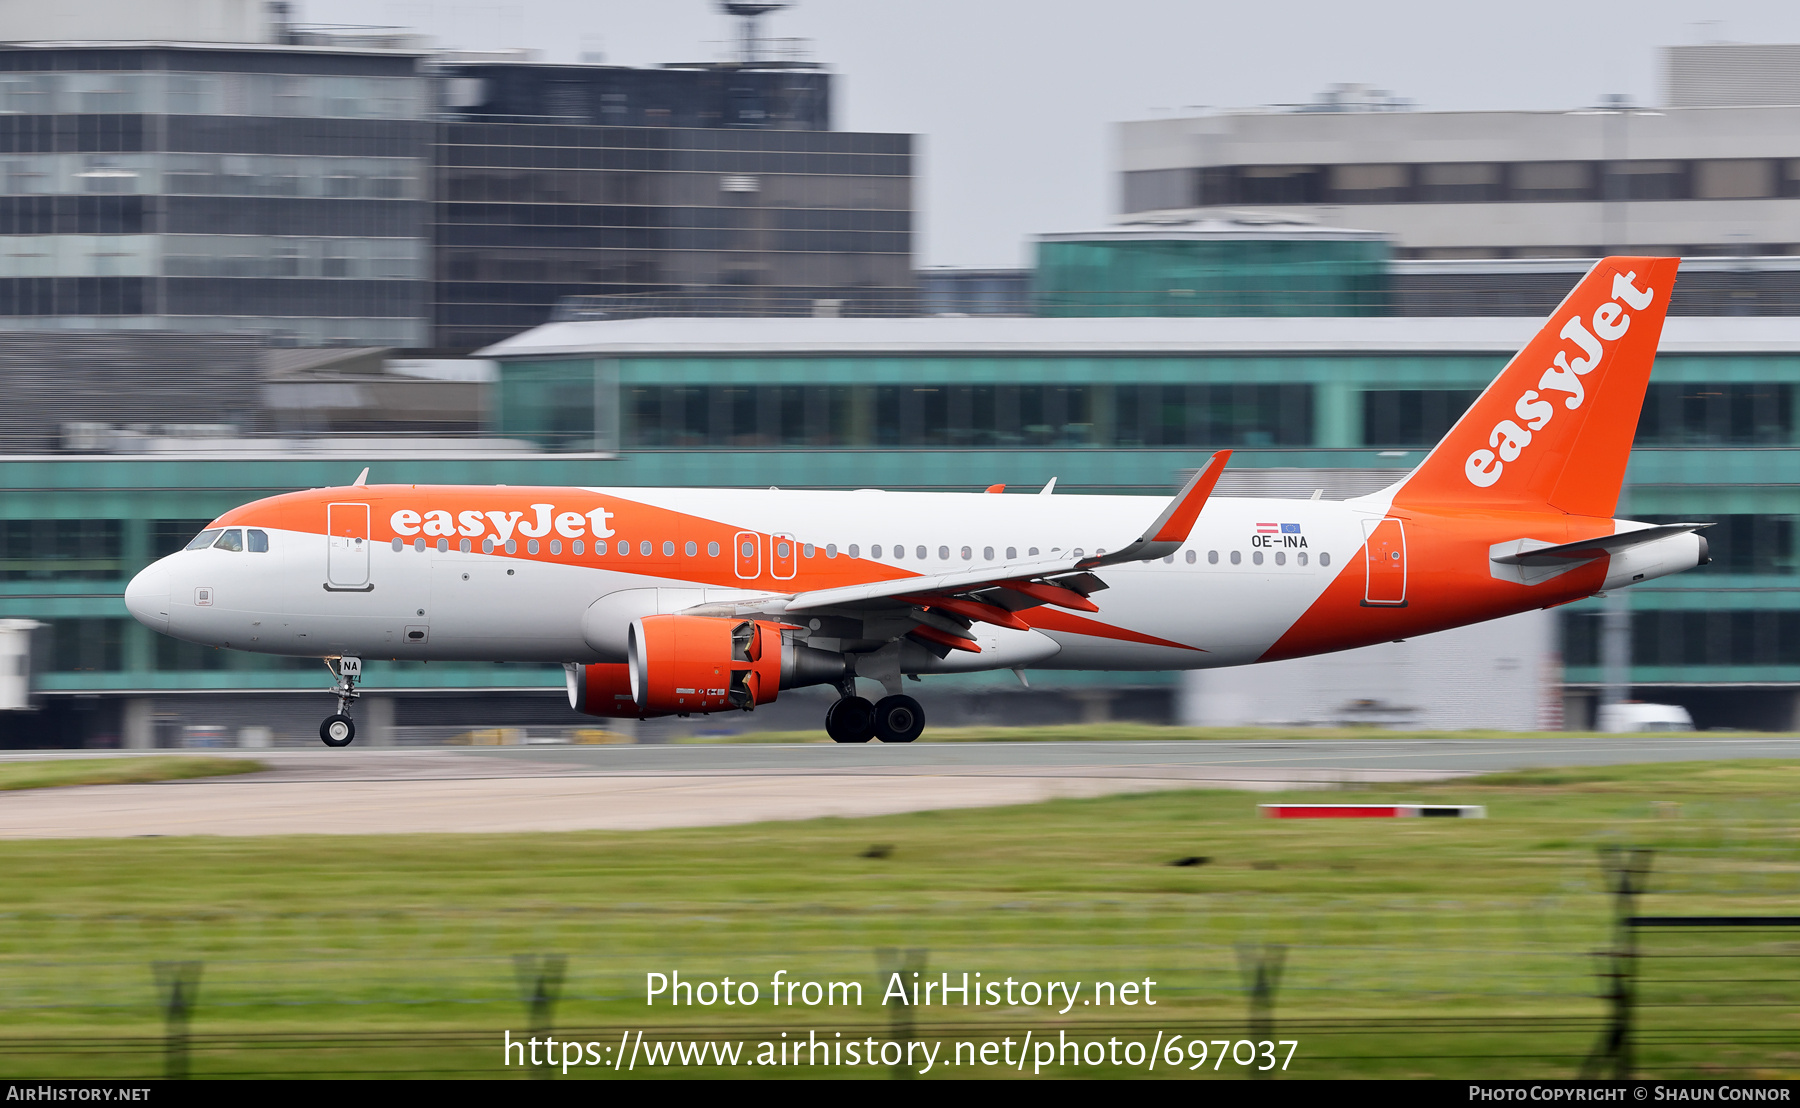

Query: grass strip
[
  {"left": 0, "top": 758, "right": 1795, "bottom": 1078},
  {"left": 0, "top": 755, "right": 264, "bottom": 791}
]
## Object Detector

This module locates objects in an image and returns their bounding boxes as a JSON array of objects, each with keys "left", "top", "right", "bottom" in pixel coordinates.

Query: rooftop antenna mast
[{"left": 719, "top": 1, "right": 790, "bottom": 65}]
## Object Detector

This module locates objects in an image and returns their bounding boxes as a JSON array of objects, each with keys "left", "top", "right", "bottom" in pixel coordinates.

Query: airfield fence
[{"left": 0, "top": 844, "right": 1795, "bottom": 1079}]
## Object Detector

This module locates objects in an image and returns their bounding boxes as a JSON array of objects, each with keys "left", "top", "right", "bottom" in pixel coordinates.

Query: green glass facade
[
  {"left": 1033, "top": 237, "right": 1391, "bottom": 317},
  {"left": 8, "top": 341, "right": 1800, "bottom": 729}
]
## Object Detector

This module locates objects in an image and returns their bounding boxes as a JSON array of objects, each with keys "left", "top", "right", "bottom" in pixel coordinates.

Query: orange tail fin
[{"left": 1391, "top": 256, "right": 1680, "bottom": 518}]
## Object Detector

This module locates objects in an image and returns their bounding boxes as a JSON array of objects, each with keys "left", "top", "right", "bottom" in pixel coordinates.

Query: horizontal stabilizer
[{"left": 1491, "top": 523, "right": 1711, "bottom": 567}]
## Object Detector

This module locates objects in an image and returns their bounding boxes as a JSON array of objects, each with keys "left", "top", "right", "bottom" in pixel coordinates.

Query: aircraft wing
[
  {"left": 785, "top": 449, "right": 1229, "bottom": 614},
  {"left": 684, "top": 452, "right": 1230, "bottom": 653}
]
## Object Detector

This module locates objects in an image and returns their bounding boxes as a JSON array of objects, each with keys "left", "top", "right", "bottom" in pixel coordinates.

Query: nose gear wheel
[{"left": 320, "top": 714, "right": 355, "bottom": 747}]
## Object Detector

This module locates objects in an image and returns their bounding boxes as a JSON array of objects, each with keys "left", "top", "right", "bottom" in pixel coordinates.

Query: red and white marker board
[{"left": 1259, "top": 804, "right": 1486, "bottom": 819}]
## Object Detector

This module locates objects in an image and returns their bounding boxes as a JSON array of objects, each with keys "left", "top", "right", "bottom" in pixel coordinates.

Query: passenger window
[
  {"left": 776, "top": 541, "right": 791, "bottom": 559},
  {"left": 212, "top": 529, "right": 244, "bottom": 552},
  {"left": 1207, "top": 550, "right": 1218, "bottom": 564},
  {"left": 438, "top": 538, "right": 449, "bottom": 553},
  {"left": 548, "top": 540, "right": 560, "bottom": 555},
  {"left": 392, "top": 538, "right": 403, "bottom": 552},
  {"left": 803, "top": 544, "right": 814, "bottom": 558},
  {"left": 917, "top": 546, "right": 927, "bottom": 560},
  {"left": 662, "top": 541, "right": 674, "bottom": 557},
  {"left": 687, "top": 541, "right": 698, "bottom": 557},
  {"left": 1298, "top": 551, "right": 1308, "bottom": 566},
  {"left": 941, "top": 546, "right": 951, "bottom": 560},
  {"left": 1230, "top": 551, "right": 1241, "bottom": 565},
  {"left": 1320, "top": 552, "right": 1332, "bottom": 567},
  {"left": 893, "top": 545, "right": 903, "bottom": 560},
  {"left": 1028, "top": 547, "right": 1039, "bottom": 556},
  {"left": 1006, "top": 547, "right": 1016, "bottom": 559},
  {"left": 1275, "top": 551, "right": 1286, "bottom": 565},
  {"left": 708, "top": 541, "right": 719, "bottom": 557},
  {"left": 185, "top": 529, "right": 223, "bottom": 551},
  {"left": 247, "top": 529, "right": 269, "bottom": 552},
  {"left": 618, "top": 540, "right": 629, "bottom": 555},
  {"left": 1163, "top": 555, "right": 1174, "bottom": 564},
  {"left": 870, "top": 545, "right": 881, "bottom": 558},
  {"left": 960, "top": 546, "right": 971, "bottom": 560},
  {"left": 826, "top": 544, "right": 838, "bottom": 558},
  {"left": 1253, "top": 551, "right": 1264, "bottom": 565},
  {"left": 984, "top": 546, "right": 995, "bottom": 561},
  {"left": 849, "top": 544, "right": 860, "bottom": 558},
  {"left": 1187, "top": 550, "right": 1197, "bottom": 564}
]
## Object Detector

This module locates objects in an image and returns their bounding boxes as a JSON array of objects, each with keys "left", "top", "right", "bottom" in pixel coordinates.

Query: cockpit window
[
  {"left": 185, "top": 529, "right": 223, "bottom": 551},
  {"left": 212, "top": 529, "right": 244, "bottom": 552},
  {"left": 247, "top": 529, "right": 269, "bottom": 553}
]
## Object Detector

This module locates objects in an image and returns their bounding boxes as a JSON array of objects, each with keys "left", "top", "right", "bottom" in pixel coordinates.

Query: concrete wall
[{"left": 0, "top": 0, "right": 275, "bottom": 43}]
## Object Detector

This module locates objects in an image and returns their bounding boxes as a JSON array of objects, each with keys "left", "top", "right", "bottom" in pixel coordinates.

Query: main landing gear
[
  {"left": 320, "top": 656, "right": 361, "bottom": 747},
  {"left": 824, "top": 682, "right": 924, "bottom": 744}
]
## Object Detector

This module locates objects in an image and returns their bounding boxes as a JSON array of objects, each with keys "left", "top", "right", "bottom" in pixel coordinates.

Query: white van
[{"left": 1597, "top": 702, "right": 1694, "bottom": 733}]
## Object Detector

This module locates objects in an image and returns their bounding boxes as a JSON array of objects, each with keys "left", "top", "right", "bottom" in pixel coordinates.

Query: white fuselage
[{"left": 126, "top": 487, "right": 1381, "bottom": 673}]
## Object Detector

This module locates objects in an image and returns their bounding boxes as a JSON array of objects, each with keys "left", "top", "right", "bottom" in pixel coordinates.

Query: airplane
[{"left": 124, "top": 256, "right": 1706, "bottom": 747}]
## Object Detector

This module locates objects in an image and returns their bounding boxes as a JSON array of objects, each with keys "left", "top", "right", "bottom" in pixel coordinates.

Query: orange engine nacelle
[
  {"left": 628, "top": 615, "right": 784, "bottom": 715},
  {"left": 565, "top": 662, "right": 647, "bottom": 719}
]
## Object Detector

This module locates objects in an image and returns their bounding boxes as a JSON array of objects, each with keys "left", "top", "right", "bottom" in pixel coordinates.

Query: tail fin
[{"left": 1392, "top": 256, "right": 1680, "bottom": 518}]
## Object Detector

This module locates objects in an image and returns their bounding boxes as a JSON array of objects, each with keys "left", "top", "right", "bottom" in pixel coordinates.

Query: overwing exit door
[
  {"left": 733, "top": 531, "right": 761, "bottom": 580},
  {"left": 1361, "top": 517, "right": 1407, "bottom": 606},
  {"left": 327, "top": 502, "right": 371, "bottom": 589},
  {"left": 770, "top": 533, "right": 798, "bottom": 580}
]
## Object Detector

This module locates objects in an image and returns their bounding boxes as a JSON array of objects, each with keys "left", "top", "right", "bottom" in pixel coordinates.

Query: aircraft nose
[{"left": 125, "top": 561, "right": 171, "bottom": 633}]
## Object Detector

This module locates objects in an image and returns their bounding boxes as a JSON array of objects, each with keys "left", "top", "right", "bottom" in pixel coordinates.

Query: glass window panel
[
  {"left": 1328, "top": 163, "right": 1408, "bottom": 202},
  {"left": 1695, "top": 159, "right": 1776, "bottom": 200},
  {"left": 1605, "top": 160, "right": 1687, "bottom": 201},
  {"left": 1635, "top": 383, "right": 1793, "bottom": 444},
  {"left": 1510, "top": 161, "right": 1594, "bottom": 199}
]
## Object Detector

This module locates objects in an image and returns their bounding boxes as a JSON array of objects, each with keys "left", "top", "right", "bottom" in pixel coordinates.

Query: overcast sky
[{"left": 309, "top": 0, "right": 1800, "bottom": 268}]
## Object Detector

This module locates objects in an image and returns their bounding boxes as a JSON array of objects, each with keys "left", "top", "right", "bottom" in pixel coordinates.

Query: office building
[
  {"left": 1116, "top": 46, "right": 1800, "bottom": 265},
  {"left": 0, "top": 30, "right": 433, "bottom": 345},
  {"left": 430, "top": 58, "right": 913, "bottom": 351}
]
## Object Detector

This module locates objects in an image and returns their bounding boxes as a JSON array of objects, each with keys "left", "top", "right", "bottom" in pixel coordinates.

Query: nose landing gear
[{"left": 319, "top": 656, "right": 361, "bottom": 747}]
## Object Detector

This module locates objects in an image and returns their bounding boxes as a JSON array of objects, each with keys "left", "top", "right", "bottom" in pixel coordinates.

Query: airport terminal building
[{"left": 8, "top": 299, "right": 1800, "bottom": 743}]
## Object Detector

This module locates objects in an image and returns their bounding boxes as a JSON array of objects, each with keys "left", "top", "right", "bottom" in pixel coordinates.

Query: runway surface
[{"left": 0, "top": 735, "right": 1792, "bottom": 839}]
